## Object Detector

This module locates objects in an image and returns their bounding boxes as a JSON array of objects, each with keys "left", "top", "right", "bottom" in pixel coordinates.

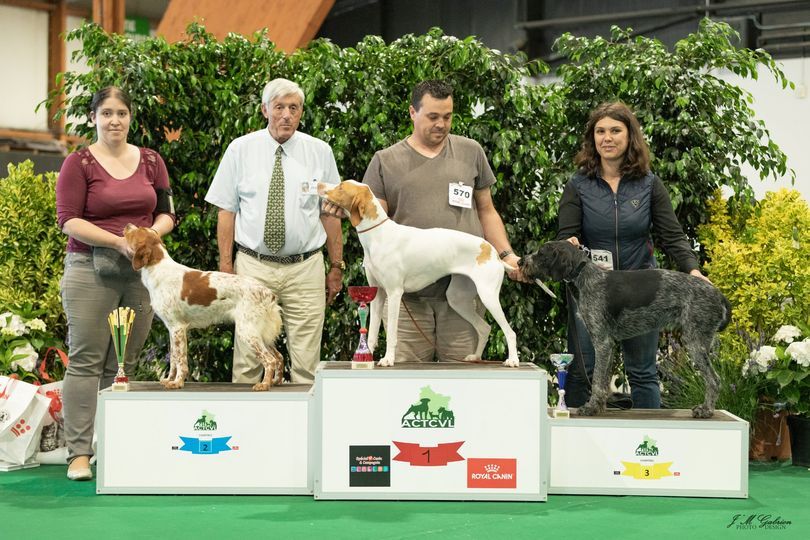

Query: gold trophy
[{"left": 108, "top": 307, "right": 135, "bottom": 391}]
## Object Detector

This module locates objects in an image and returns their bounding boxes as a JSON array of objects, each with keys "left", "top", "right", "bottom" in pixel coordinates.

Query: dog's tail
[
  {"left": 501, "top": 260, "right": 516, "bottom": 272},
  {"left": 718, "top": 293, "right": 732, "bottom": 332},
  {"left": 258, "top": 294, "right": 284, "bottom": 345}
]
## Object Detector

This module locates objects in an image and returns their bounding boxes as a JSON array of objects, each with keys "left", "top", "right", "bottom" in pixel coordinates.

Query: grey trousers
[
  {"left": 382, "top": 294, "right": 484, "bottom": 363},
  {"left": 60, "top": 252, "right": 154, "bottom": 460}
]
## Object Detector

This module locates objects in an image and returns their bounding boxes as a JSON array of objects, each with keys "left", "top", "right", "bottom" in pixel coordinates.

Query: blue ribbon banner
[{"left": 179, "top": 436, "right": 232, "bottom": 455}]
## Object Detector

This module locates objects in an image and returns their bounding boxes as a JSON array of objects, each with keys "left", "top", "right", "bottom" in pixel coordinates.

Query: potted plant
[
  {"left": 744, "top": 323, "right": 810, "bottom": 466},
  {"left": 0, "top": 308, "right": 65, "bottom": 383}
]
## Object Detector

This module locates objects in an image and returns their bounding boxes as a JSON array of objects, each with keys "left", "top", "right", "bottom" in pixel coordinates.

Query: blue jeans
[{"left": 564, "top": 297, "right": 661, "bottom": 409}]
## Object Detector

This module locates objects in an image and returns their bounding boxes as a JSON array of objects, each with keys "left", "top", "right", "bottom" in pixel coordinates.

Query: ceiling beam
[{"left": 156, "top": 0, "right": 335, "bottom": 52}]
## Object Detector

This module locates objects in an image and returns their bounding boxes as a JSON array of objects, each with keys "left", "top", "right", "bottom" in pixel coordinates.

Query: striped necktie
[{"left": 264, "top": 146, "right": 285, "bottom": 253}]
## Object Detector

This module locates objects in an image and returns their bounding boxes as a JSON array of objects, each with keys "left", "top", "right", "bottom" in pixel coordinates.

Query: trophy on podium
[
  {"left": 348, "top": 286, "right": 378, "bottom": 369},
  {"left": 108, "top": 307, "right": 135, "bottom": 391},
  {"left": 550, "top": 353, "right": 574, "bottom": 418}
]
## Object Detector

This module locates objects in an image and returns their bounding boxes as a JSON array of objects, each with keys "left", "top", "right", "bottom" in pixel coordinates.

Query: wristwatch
[
  {"left": 330, "top": 260, "right": 346, "bottom": 271},
  {"left": 498, "top": 249, "right": 514, "bottom": 260}
]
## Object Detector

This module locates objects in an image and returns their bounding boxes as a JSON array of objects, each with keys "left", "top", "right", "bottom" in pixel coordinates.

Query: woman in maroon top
[{"left": 56, "top": 87, "right": 176, "bottom": 481}]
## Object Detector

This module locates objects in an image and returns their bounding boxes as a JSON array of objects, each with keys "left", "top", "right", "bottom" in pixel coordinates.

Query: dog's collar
[
  {"left": 565, "top": 260, "right": 588, "bottom": 282},
  {"left": 357, "top": 218, "right": 389, "bottom": 234}
]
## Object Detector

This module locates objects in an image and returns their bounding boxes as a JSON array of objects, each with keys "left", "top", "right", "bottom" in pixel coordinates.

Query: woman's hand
[
  {"left": 114, "top": 235, "right": 134, "bottom": 259},
  {"left": 689, "top": 268, "right": 712, "bottom": 284},
  {"left": 565, "top": 236, "right": 581, "bottom": 247}
]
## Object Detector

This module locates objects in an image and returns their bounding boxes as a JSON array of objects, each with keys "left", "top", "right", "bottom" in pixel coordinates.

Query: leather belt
[{"left": 236, "top": 244, "right": 320, "bottom": 264}]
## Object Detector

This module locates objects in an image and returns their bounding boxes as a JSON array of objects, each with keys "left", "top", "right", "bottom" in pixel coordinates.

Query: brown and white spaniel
[{"left": 123, "top": 225, "right": 283, "bottom": 390}]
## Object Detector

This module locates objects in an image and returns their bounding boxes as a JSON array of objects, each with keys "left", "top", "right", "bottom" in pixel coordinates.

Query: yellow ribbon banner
[{"left": 621, "top": 461, "right": 674, "bottom": 480}]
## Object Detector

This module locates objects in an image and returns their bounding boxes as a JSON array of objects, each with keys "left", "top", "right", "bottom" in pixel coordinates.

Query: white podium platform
[
  {"left": 96, "top": 382, "right": 313, "bottom": 494},
  {"left": 314, "top": 362, "right": 548, "bottom": 501},
  {"left": 548, "top": 408, "right": 748, "bottom": 498}
]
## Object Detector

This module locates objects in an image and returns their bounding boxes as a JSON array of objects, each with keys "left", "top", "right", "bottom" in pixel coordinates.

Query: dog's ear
[
  {"left": 537, "top": 242, "right": 569, "bottom": 282},
  {"left": 132, "top": 246, "right": 149, "bottom": 271},
  {"left": 551, "top": 241, "right": 588, "bottom": 281},
  {"left": 552, "top": 242, "right": 578, "bottom": 281},
  {"left": 131, "top": 233, "right": 164, "bottom": 270},
  {"left": 349, "top": 194, "right": 363, "bottom": 227}
]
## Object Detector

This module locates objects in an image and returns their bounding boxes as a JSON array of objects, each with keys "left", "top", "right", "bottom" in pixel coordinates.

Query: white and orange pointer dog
[
  {"left": 320, "top": 180, "right": 519, "bottom": 367},
  {"left": 123, "top": 225, "right": 284, "bottom": 390}
]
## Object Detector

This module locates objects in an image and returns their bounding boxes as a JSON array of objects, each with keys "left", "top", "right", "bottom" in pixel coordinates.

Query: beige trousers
[{"left": 233, "top": 251, "right": 325, "bottom": 384}]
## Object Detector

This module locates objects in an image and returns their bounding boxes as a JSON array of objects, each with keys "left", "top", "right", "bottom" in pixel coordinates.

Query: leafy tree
[
  {"left": 551, "top": 19, "right": 792, "bottom": 242},
  {"left": 43, "top": 19, "right": 791, "bottom": 381}
]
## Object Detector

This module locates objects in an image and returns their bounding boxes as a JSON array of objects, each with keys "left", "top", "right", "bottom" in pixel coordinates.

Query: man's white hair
[{"left": 262, "top": 78, "right": 304, "bottom": 107}]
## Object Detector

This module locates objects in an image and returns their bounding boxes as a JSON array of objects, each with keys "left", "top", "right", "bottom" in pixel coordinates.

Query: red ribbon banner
[{"left": 392, "top": 441, "right": 465, "bottom": 466}]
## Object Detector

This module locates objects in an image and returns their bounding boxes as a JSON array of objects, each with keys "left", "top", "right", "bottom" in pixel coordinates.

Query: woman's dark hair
[
  {"left": 89, "top": 86, "right": 132, "bottom": 115},
  {"left": 574, "top": 101, "right": 650, "bottom": 179}
]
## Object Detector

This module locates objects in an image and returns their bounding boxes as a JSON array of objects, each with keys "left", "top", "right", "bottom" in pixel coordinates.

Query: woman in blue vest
[{"left": 556, "top": 101, "right": 709, "bottom": 409}]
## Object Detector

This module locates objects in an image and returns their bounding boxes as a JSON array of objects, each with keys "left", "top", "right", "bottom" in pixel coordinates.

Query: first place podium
[{"left": 314, "top": 362, "right": 548, "bottom": 501}]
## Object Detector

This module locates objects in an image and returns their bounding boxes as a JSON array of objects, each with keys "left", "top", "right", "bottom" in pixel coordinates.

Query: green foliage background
[
  {"left": 0, "top": 162, "right": 66, "bottom": 336},
  {"left": 662, "top": 189, "right": 809, "bottom": 422},
  {"left": 34, "top": 19, "right": 791, "bottom": 381},
  {"left": 700, "top": 189, "right": 809, "bottom": 354}
]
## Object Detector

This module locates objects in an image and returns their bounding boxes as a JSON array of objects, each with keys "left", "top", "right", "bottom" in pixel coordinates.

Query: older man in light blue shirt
[{"left": 206, "top": 78, "right": 343, "bottom": 384}]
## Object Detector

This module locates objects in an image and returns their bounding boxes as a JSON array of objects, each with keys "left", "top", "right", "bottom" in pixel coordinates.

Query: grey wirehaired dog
[{"left": 519, "top": 241, "right": 731, "bottom": 418}]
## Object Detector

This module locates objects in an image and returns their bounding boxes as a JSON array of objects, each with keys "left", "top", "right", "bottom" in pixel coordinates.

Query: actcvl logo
[{"left": 467, "top": 458, "right": 517, "bottom": 489}]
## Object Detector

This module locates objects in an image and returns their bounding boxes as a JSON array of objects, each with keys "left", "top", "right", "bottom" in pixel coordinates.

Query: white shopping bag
[{"left": 0, "top": 376, "right": 50, "bottom": 465}]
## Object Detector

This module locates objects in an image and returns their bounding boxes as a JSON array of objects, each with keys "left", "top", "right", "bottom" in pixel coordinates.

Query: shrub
[
  {"left": 700, "top": 189, "right": 810, "bottom": 360},
  {"left": 0, "top": 161, "right": 66, "bottom": 337}
]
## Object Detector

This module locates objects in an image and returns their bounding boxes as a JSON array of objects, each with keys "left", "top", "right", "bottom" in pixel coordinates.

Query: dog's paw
[
  {"left": 502, "top": 357, "right": 520, "bottom": 368},
  {"left": 163, "top": 379, "right": 184, "bottom": 390},
  {"left": 463, "top": 354, "right": 481, "bottom": 362},
  {"left": 378, "top": 356, "right": 395, "bottom": 367},
  {"left": 691, "top": 404, "right": 715, "bottom": 419},
  {"left": 577, "top": 401, "right": 603, "bottom": 417},
  {"left": 252, "top": 382, "right": 271, "bottom": 391}
]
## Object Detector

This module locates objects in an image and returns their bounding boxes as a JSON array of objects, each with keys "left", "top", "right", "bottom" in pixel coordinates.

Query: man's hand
[
  {"left": 503, "top": 253, "right": 531, "bottom": 283},
  {"left": 219, "top": 260, "right": 235, "bottom": 274},
  {"left": 326, "top": 267, "right": 343, "bottom": 304},
  {"left": 321, "top": 199, "right": 347, "bottom": 218}
]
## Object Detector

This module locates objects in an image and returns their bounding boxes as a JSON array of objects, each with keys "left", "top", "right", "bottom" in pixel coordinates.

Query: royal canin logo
[{"left": 467, "top": 458, "right": 517, "bottom": 488}]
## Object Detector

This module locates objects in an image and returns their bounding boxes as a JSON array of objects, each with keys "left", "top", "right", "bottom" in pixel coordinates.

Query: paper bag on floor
[{"left": 0, "top": 376, "right": 50, "bottom": 465}]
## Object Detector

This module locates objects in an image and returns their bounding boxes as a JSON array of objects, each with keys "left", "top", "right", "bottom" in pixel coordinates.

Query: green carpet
[{"left": 1, "top": 462, "right": 807, "bottom": 539}]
